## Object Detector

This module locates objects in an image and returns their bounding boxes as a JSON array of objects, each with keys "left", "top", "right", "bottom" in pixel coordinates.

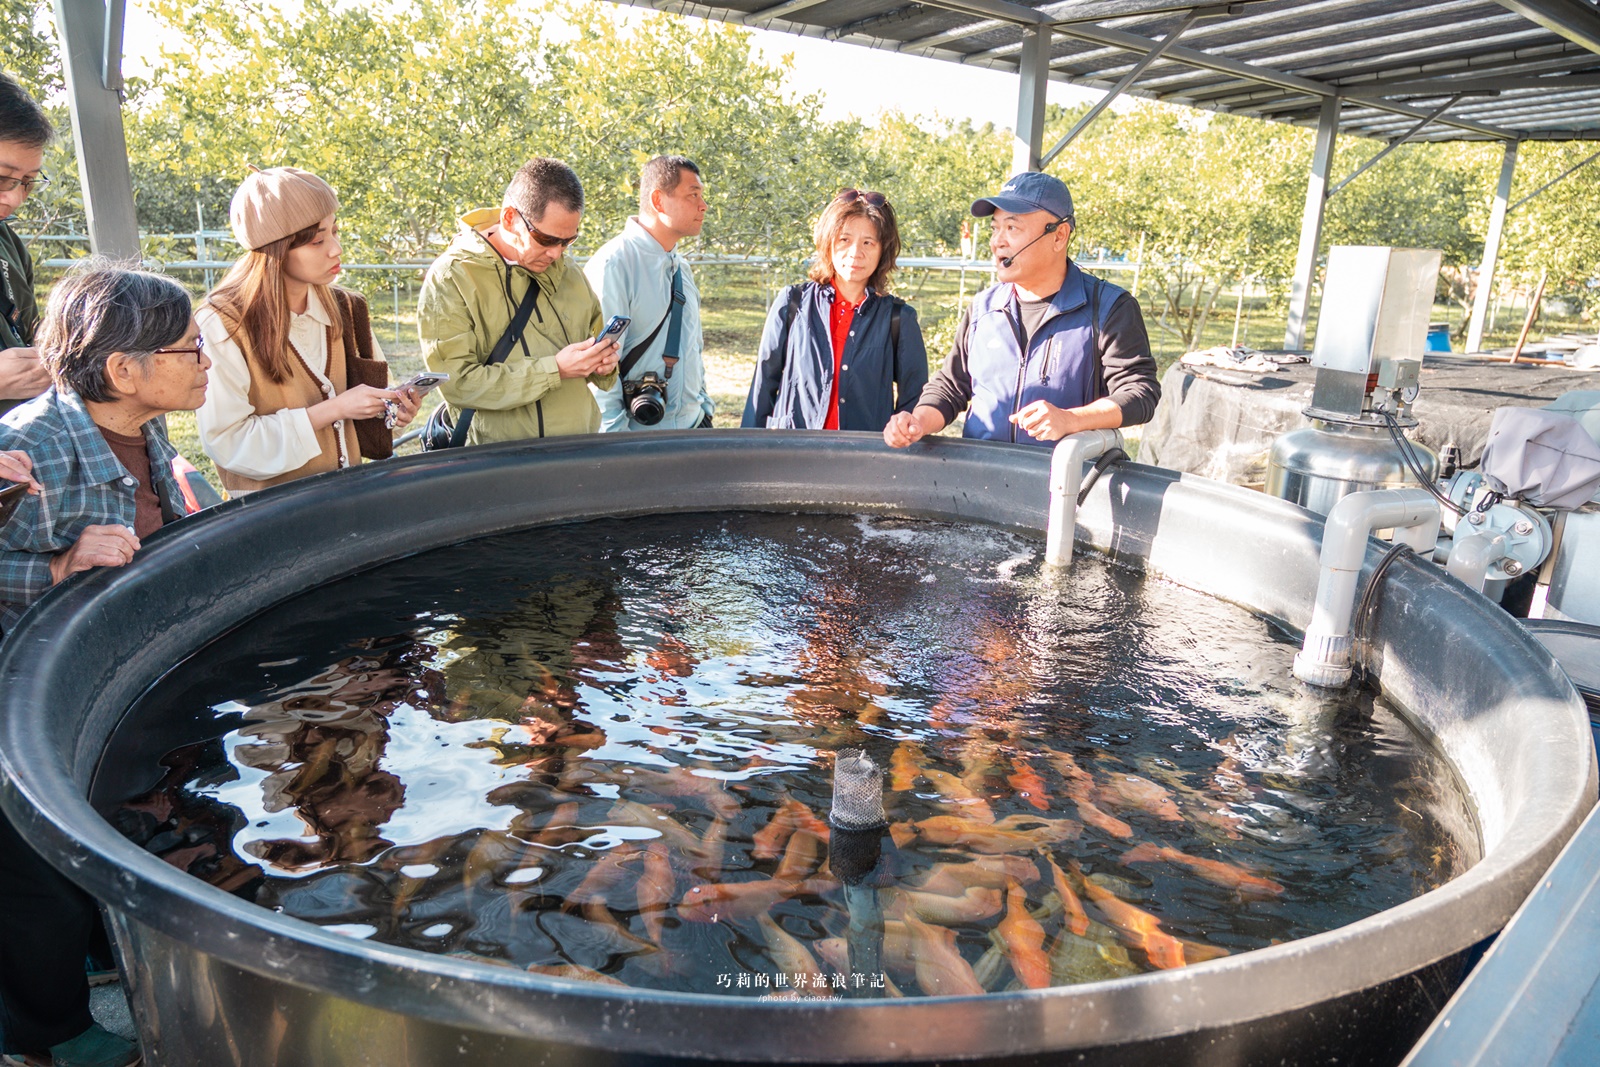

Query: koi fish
[
  {"left": 817, "top": 926, "right": 915, "bottom": 977},
  {"left": 1120, "top": 842, "right": 1284, "bottom": 898},
  {"left": 605, "top": 800, "right": 705, "bottom": 856},
  {"left": 637, "top": 842, "right": 675, "bottom": 945},
  {"left": 526, "top": 962, "right": 630, "bottom": 987},
  {"left": 756, "top": 913, "right": 834, "bottom": 997},
  {"left": 912, "top": 855, "right": 1041, "bottom": 895},
  {"left": 752, "top": 800, "right": 804, "bottom": 861},
  {"left": 774, "top": 829, "right": 823, "bottom": 883},
  {"left": 619, "top": 765, "right": 739, "bottom": 820},
  {"left": 677, "top": 877, "right": 797, "bottom": 923},
  {"left": 691, "top": 817, "right": 727, "bottom": 882},
  {"left": 890, "top": 741, "right": 922, "bottom": 791},
  {"left": 901, "top": 912, "right": 986, "bottom": 996},
  {"left": 998, "top": 879, "right": 1051, "bottom": 989},
  {"left": 581, "top": 900, "right": 659, "bottom": 956},
  {"left": 887, "top": 885, "right": 1003, "bottom": 925},
  {"left": 914, "top": 814, "right": 1080, "bottom": 854},
  {"left": 1047, "top": 928, "right": 1140, "bottom": 985},
  {"left": 1046, "top": 751, "right": 1092, "bottom": 788},
  {"left": 1006, "top": 755, "right": 1050, "bottom": 812},
  {"left": 1042, "top": 853, "right": 1089, "bottom": 936},
  {"left": 1096, "top": 773, "right": 1182, "bottom": 823},
  {"left": 1071, "top": 861, "right": 1186, "bottom": 970},
  {"left": 536, "top": 802, "right": 590, "bottom": 847},
  {"left": 564, "top": 844, "right": 639, "bottom": 908}
]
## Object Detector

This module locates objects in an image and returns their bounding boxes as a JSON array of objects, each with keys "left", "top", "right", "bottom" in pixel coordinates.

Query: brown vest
[{"left": 216, "top": 287, "right": 374, "bottom": 494}]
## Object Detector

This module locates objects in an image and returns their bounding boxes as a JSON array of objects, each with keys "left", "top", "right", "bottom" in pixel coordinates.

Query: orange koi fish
[
  {"left": 774, "top": 829, "right": 823, "bottom": 883},
  {"left": 636, "top": 842, "right": 675, "bottom": 945},
  {"left": 752, "top": 799, "right": 804, "bottom": 861},
  {"left": 998, "top": 878, "right": 1051, "bottom": 989},
  {"left": 564, "top": 844, "right": 638, "bottom": 908},
  {"left": 618, "top": 765, "right": 739, "bottom": 820},
  {"left": 691, "top": 817, "right": 728, "bottom": 882},
  {"left": 677, "top": 877, "right": 798, "bottom": 923},
  {"left": 914, "top": 814, "right": 1080, "bottom": 854},
  {"left": 757, "top": 913, "right": 834, "bottom": 997},
  {"left": 1042, "top": 853, "right": 1089, "bottom": 937},
  {"left": 1006, "top": 755, "right": 1050, "bottom": 812},
  {"left": 889, "top": 885, "right": 1003, "bottom": 925},
  {"left": 1073, "top": 793, "right": 1134, "bottom": 840},
  {"left": 581, "top": 900, "right": 659, "bottom": 956},
  {"left": 1071, "top": 862, "right": 1186, "bottom": 970},
  {"left": 1096, "top": 773, "right": 1182, "bottom": 822},
  {"left": 901, "top": 912, "right": 986, "bottom": 996},
  {"left": 1120, "top": 842, "right": 1284, "bottom": 898},
  {"left": 890, "top": 741, "right": 922, "bottom": 791},
  {"left": 913, "top": 855, "right": 1041, "bottom": 895}
]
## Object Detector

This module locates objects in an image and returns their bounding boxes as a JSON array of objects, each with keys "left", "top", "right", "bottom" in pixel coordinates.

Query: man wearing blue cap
[{"left": 883, "top": 172, "right": 1159, "bottom": 448}]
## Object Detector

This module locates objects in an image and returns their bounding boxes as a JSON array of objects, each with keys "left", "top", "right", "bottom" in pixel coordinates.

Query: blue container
[{"left": 1426, "top": 324, "right": 1453, "bottom": 353}]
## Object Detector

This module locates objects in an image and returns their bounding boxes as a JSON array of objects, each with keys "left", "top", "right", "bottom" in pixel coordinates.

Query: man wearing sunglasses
[
  {"left": 0, "top": 74, "right": 54, "bottom": 418},
  {"left": 418, "top": 157, "right": 618, "bottom": 444},
  {"left": 884, "top": 171, "right": 1159, "bottom": 449}
]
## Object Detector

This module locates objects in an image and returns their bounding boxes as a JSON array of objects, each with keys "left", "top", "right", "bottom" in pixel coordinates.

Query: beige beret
[{"left": 229, "top": 166, "right": 340, "bottom": 250}]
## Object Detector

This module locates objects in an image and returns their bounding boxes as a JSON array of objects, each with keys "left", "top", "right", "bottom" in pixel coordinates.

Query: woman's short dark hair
[
  {"left": 808, "top": 192, "right": 902, "bottom": 294},
  {"left": 39, "top": 260, "right": 193, "bottom": 403},
  {"left": 0, "top": 72, "right": 54, "bottom": 149}
]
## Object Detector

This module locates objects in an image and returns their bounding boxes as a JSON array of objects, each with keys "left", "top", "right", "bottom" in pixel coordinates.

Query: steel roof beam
[
  {"left": 1508, "top": 146, "right": 1600, "bottom": 210},
  {"left": 1493, "top": 0, "right": 1600, "bottom": 53},
  {"left": 741, "top": 0, "right": 833, "bottom": 24},
  {"left": 1041, "top": 8, "right": 1208, "bottom": 166},
  {"left": 1328, "top": 95, "right": 1462, "bottom": 196},
  {"left": 1046, "top": 20, "right": 1522, "bottom": 138}
]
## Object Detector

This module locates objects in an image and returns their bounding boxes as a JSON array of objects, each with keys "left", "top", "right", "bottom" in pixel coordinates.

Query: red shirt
[{"left": 825, "top": 284, "right": 859, "bottom": 430}]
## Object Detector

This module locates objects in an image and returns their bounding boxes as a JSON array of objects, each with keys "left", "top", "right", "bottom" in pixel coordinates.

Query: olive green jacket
[
  {"left": 0, "top": 221, "right": 40, "bottom": 418},
  {"left": 418, "top": 210, "right": 616, "bottom": 444}
]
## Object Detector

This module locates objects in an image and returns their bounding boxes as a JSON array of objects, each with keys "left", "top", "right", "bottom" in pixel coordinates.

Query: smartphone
[
  {"left": 0, "top": 481, "right": 30, "bottom": 528},
  {"left": 398, "top": 371, "right": 450, "bottom": 397},
  {"left": 594, "top": 315, "right": 631, "bottom": 347}
]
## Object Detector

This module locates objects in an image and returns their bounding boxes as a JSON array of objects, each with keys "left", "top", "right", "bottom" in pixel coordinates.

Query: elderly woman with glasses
[
  {"left": 195, "top": 167, "right": 419, "bottom": 496},
  {"left": 0, "top": 260, "right": 206, "bottom": 1067},
  {"left": 742, "top": 189, "right": 927, "bottom": 432}
]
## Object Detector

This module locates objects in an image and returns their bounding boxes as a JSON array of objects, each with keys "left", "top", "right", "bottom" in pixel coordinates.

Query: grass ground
[{"left": 153, "top": 263, "right": 1593, "bottom": 490}]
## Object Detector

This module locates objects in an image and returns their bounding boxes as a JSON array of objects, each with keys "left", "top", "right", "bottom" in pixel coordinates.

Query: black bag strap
[
  {"left": 619, "top": 265, "right": 686, "bottom": 381},
  {"left": 889, "top": 298, "right": 902, "bottom": 381},
  {"left": 450, "top": 277, "right": 542, "bottom": 448}
]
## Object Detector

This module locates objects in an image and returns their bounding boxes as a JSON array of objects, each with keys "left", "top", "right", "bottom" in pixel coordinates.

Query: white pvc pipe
[
  {"left": 1045, "top": 429, "right": 1125, "bottom": 568},
  {"left": 1446, "top": 531, "right": 1509, "bottom": 593},
  {"left": 1294, "top": 488, "right": 1441, "bottom": 688}
]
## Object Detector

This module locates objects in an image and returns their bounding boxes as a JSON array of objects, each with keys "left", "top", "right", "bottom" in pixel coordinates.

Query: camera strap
[{"left": 620, "top": 264, "right": 686, "bottom": 382}]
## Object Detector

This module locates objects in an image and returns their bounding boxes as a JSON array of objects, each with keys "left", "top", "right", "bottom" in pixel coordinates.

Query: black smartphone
[
  {"left": 0, "top": 481, "right": 30, "bottom": 528},
  {"left": 594, "top": 315, "right": 631, "bottom": 347}
]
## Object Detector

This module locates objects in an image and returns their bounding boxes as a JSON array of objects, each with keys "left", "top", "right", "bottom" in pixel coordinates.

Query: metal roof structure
[{"left": 603, "top": 0, "right": 1600, "bottom": 145}]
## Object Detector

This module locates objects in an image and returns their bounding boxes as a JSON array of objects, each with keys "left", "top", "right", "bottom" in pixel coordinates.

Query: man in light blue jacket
[{"left": 585, "top": 156, "right": 715, "bottom": 431}]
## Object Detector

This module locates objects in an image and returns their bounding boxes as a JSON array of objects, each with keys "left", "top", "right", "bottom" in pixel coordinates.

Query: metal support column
[
  {"left": 1012, "top": 26, "right": 1052, "bottom": 174},
  {"left": 1467, "top": 141, "right": 1519, "bottom": 354},
  {"left": 1284, "top": 96, "right": 1340, "bottom": 351},
  {"left": 53, "top": 0, "right": 139, "bottom": 260}
]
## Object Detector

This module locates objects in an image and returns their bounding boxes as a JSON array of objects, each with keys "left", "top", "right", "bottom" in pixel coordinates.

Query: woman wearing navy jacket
[{"left": 742, "top": 190, "right": 927, "bottom": 431}]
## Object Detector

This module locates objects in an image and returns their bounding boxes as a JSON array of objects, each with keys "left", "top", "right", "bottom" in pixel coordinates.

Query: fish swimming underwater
[{"left": 1120, "top": 842, "right": 1284, "bottom": 898}]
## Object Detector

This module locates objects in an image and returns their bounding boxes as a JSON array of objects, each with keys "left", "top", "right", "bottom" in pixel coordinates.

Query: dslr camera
[{"left": 622, "top": 372, "right": 668, "bottom": 426}]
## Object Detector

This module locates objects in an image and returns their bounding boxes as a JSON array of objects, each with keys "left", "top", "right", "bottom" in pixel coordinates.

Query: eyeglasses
[
  {"left": 0, "top": 174, "right": 49, "bottom": 195},
  {"left": 836, "top": 188, "right": 887, "bottom": 208},
  {"left": 515, "top": 209, "right": 579, "bottom": 249},
  {"left": 153, "top": 335, "right": 206, "bottom": 363}
]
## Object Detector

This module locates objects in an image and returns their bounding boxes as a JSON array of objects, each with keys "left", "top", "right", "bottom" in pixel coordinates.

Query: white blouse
[{"left": 195, "top": 290, "right": 384, "bottom": 482}]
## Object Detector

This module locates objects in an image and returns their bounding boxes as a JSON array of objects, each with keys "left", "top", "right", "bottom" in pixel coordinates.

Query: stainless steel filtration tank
[{"left": 0, "top": 433, "right": 1591, "bottom": 1067}]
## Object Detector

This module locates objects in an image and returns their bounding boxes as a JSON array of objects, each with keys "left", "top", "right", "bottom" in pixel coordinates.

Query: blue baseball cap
[{"left": 971, "top": 171, "right": 1074, "bottom": 221}]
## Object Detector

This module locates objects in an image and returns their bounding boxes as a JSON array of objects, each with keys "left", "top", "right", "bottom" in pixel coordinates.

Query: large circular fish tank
[{"left": 0, "top": 433, "right": 1591, "bottom": 1067}]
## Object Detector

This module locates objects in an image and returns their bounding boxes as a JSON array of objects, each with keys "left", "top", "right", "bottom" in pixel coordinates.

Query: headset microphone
[{"left": 999, "top": 217, "right": 1070, "bottom": 268}]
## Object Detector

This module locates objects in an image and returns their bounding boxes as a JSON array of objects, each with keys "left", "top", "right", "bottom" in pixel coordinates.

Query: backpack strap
[
  {"left": 450, "top": 277, "right": 542, "bottom": 448},
  {"left": 890, "top": 298, "right": 902, "bottom": 382}
]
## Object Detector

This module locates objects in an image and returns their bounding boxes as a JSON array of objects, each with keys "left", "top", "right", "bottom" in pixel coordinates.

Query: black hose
[
  {"left": 1380, "top": 411, "right": 1464, "bottom": 516},
  {"left": 1076, "top": 447, "right": 1130, "bottom": 506},
  {"left": 1353, "top": 541, "right": 1413, "bottom": 678}
]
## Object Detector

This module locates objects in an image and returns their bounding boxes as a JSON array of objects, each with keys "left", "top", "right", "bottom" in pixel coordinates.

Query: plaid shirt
[{"left": 0, "top": 386, "right": 184, "bottom": 634}]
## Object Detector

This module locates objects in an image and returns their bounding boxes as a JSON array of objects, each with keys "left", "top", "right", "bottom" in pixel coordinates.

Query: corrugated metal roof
[{"left": 600, "top": 0, "right": 1600, "bottom": 141}]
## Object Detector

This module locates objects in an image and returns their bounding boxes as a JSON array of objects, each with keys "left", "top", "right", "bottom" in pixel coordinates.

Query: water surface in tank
[{"left": 96, "top": 512, "right": 1478, "bottom": 997}]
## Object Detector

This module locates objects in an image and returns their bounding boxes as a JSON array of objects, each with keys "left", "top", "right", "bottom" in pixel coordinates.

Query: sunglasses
[
  {"left": 836, "top": 188, "right": 888, "bottom": 208},
  {"left": 515, "top": 208, "right": 580, "bottom": 249},
  {"left": 153, "top": 334, "right": 206, "bottom": 363}
]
